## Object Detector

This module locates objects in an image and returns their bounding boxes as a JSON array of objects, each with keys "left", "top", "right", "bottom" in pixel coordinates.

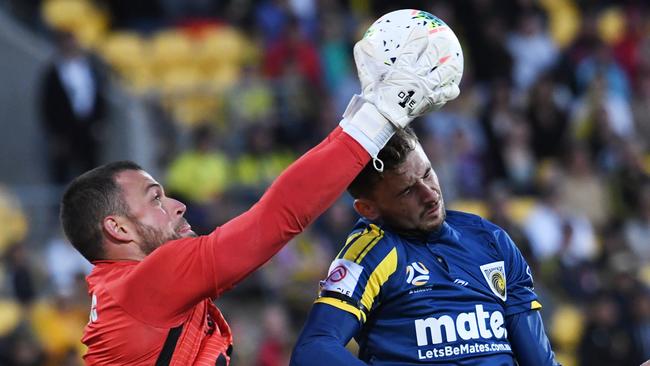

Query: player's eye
[
  {"left": 423, "top": 168, "right": 431, "bottom": 179},
  {"left": 153, "top": 194, "right": 162, "bottom": 202}
]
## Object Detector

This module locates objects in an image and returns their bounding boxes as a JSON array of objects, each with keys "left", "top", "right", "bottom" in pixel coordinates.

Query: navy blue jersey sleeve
[
  {"left": 290, "top": 303, "right": 367, "bottom": 366},
  {"left": 507, "top": 310, "right": 561, "bottom": 365},
  {"left": 315, "top": 223, "right": 398, "bottom": 323},
  {"left": 493, "top": 227, "right": 541, "bottom": 316}
]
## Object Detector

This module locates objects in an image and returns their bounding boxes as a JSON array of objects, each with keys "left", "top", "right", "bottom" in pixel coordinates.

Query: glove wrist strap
[{"left": 340, "top": 95, "right": 395, "bottom": 171}]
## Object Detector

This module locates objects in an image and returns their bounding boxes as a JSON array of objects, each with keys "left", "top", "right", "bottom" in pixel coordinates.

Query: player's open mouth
[{"left": 177, "top": 222, "right": 192, "bottom": 234}]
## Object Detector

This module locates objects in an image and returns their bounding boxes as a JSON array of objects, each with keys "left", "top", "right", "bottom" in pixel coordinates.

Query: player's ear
[
  {"left": 102, "top": 215, "right": 135, "bottom": 243},
  {"left": 353, "top": 198, "right": 380, "bottom": 220}
]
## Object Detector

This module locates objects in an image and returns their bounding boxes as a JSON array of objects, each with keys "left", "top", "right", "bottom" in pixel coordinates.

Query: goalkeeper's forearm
[{"left": 211, "top": 126, "right": 373, "bottom": 291}]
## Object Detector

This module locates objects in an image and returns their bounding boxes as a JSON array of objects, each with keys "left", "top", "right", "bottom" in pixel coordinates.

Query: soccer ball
[{"left": 358, "top": 9, "right": 464, "bottom": 91}]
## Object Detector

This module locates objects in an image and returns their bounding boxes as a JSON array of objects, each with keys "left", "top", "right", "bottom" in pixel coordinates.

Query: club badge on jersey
[{"left": 480, "top": 261, "right": 507, "bottom": 301}]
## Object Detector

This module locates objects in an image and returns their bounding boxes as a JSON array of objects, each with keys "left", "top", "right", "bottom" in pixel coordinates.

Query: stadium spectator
[
  {"left": 291, "top": 127, "right": 559, "bottom": 365},
  {"left": 165, "top": 125, "right": 230, "bottom": 234},
  {"left": 631, "top": 70, "right": 650, "bottom": 148},
  {"left": 4, "top": 243, "right": 36, "bottom": 307},
  {"left": 578, "top": 292, "right": 637, "bottom": 366},
  {"left": 623, "top": 183, "right": 650, "bottom": 263},
  {"left": 526, "top": 75, "right": 570, "bottom": 162},
  {"left": 254, "top": 303, "right": 292, "bottom": 366},
  {"left": 506, "top": 11, "right": 559, "bottom": 93},
  {"left": 38, "top": 31, "right": 107, "bottom": 185},
  {"left": 575, "top": 40, "right": 632, "bottom": 100},
  {"left": 556, "top": 143, "right": 611, "bottom": 229},
  {"left": 631, "top": 291, "right": 650, "bottom": 364},
  {"left": 44, "top": 231, "right": 93, "bottom": 297},
  {"left": 522, "top": 181, "right": 597, "bottom": 263}
]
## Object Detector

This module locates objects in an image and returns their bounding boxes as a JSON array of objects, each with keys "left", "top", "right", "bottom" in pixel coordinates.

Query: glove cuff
[{"left": 340, "top": 95, "right": 395, "bottom": 159}]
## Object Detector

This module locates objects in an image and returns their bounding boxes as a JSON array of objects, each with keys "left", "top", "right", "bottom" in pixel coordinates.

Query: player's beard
[{"left": 133, "top": 220, "right": 184, "bottom": 255}]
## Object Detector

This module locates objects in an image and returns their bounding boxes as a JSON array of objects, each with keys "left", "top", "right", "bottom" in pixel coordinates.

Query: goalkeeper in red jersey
[{"left": 58, "top": 34, "right": 460, "bottom": 365}]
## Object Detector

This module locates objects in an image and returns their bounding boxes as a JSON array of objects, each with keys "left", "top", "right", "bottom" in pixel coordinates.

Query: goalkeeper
[{"left": 58, "top": 25, "right": 459, "bottom": 366}]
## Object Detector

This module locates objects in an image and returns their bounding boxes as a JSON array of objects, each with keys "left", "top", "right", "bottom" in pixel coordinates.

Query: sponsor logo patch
[
  {"left": 406, "top": 261, "right": 430, "bottom": 286},
  {"left": 321, "top": 258, "right": 364, "bottom": 297}
]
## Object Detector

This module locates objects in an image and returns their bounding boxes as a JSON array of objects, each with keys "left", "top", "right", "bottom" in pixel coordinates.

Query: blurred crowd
[{"left": 0, "top": 0, "right": 649, "bottom": 365}]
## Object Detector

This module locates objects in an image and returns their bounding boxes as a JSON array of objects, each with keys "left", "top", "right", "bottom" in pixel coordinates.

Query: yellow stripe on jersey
[
  {"left": 340, "top": 224, "right": 384, "bottom": 263},
  {"left": 335, "top": 227, "right": 368, "bottom": 259},
  {"left": 315, "top": 297, "right": 366, "bottom": 323},
  {"left": 531, "top": 300, "right": 543, "bottom": 310},
  {"left": 359, "top": 247, "right": 398, "bottom": 313}
]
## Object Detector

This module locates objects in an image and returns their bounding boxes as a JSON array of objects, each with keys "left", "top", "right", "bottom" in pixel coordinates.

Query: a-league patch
[
  {"left": 479, "top": 261, "right": 507, "bottom": 301},
  {"left": 321, "top": 258, "right": 364, "bottom": 298}
]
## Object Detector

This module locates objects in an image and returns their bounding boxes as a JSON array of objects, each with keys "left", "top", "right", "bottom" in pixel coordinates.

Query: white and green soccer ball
[{"left": 356, "top": 9, "right": 464, "bottom": 93}]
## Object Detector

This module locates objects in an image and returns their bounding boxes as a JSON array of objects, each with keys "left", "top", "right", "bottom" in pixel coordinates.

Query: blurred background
[{"left": 0, "top": 0, "right": 648, "bottom": 365}]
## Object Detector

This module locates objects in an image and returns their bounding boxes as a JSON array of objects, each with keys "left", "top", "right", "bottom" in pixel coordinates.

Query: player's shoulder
[
  {"left": 447, "top": 210, "right": 522, "bottom": 260},
  {"left": 445, "top": 210, "right": 512, "bottom": 252},
  {"left": 445, "top": 210, "right": 506, "bottom": 234},
  {"left": 336, "top": 219, "right": 400, "bottom": 267}
]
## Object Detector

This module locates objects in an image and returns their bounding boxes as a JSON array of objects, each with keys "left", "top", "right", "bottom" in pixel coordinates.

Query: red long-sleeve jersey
[{"left": 82, "top": 127, "right": 370, "bottom": 365}]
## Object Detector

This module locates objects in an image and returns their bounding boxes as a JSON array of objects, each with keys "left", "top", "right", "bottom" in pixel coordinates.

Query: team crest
[{"left": 479, "top": 261, "right": 507, "bottom": 301}]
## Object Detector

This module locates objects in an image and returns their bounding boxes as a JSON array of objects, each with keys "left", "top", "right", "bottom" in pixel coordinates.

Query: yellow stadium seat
[
  {"left": 150, "top": 30, "right": 196, "bottom": 71},
  {"left": 555, "top": 351, "right": 578, "bottom": 366},
  {"left": 99, "top": 32, "right": 157, "bottom": 93},
  {"left": 550, "top": 304, "right": 585, "bottom": 351},
  {"left": 507, "top": 196, "right": 537, "bottom": 224},
  {"left": 119, "top": 66, "right": 157, "bottom": 95},
  {"left": 640, "top": 264, "right": 650, "bottom": 287},
  {"left": 74, "top": 10, "right": 109, "bottom": 49},
  {"left": 197, "top": 26, "right": 245, "bottom": 70},
  {"left": 99, "top": 32, "right": 148, "bottom": 70},
  {"left": 42, "top": 0, "right": 108, "bottom": 47},
  {"left": 539, "top": 0, "right": 581, "bottom": 49},
  {"left": 42, "top": 0, "right": 91, "bottom": 29},
  {"left": 165, "top": 93, "right": 224, "bottom": 127},
  {"left": 204, "top": 64, "right": 240, "bottom": 92},
  {"left": 30, "top": 299, "right": 88, "bottom": 360},
  {"left": 597, "top": 7, "right": 625, "bottom": 45},
  {"left": 0, "top": 299, "right": 22, "bottom": 337},
  {"left": 0, "top": 186, "right": 28, "bottom": 256},
  {"left": 158, "top": 66, "right": 203, "bottom": 95}
]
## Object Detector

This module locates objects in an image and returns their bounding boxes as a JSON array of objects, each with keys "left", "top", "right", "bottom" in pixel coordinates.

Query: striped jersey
[{"left": 317, "top": 210, "right": 541, "bottom": 365}]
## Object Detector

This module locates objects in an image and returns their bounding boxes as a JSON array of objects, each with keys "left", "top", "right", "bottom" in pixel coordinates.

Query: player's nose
[
  {"left": 419, "top": 182, "right": 439, "bottom": 203},
  {"left": 169, "top": 198, "right": 187, "bottom": 216}
]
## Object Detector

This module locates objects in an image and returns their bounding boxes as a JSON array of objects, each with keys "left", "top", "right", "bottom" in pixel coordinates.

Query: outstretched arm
[
  {"left": 507, "top": 310, "right": 561, "bottom": 366},
  {"left": 119, "top": 126, "right": 373, "bottom": 326},
  {"left": 291, "top": 303, "right": 367, "bottom": 366},
  {"left": 211, "top": 127, "right": 370, "bottom": 291}
]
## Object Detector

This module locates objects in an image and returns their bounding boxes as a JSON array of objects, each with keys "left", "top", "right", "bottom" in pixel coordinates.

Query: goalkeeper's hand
[
  {"left": 353, "top": 27, "right": 461, "bottom": 128},
  {"left": 339, "top": 25, "right": 460, "bottom": 168}
]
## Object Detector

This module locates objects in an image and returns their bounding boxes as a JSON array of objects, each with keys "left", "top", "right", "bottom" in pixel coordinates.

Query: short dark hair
[
  {"left": 60, "top": 161, "right": 143, "bottom": 262},
  {"left": 348, "top": 127, "right": 419, "bottom": 199}
]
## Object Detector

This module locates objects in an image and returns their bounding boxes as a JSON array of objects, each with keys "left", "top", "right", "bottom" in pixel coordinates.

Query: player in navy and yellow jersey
[{"left": 291, "top": 127, "right": 560, "bottom": 366}]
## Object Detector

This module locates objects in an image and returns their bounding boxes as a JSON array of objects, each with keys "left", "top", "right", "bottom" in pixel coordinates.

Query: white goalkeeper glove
[
  {"left": 353, "top": 25, "right": 461, "bottom": 127},
  {"left": 340, "top": 25, "right": 460, "bottom": 170}
]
